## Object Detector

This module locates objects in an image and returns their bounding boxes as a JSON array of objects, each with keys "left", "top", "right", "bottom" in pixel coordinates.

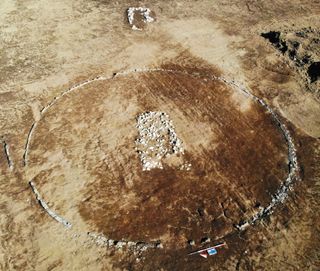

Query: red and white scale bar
[{"left": 188, "top": 242, "right": 227, "bottom": 258}]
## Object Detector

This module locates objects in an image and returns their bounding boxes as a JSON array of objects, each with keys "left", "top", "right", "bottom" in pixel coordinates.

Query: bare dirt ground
[{"left": 0, "top": 1, "right": 319, "bottom": 270}]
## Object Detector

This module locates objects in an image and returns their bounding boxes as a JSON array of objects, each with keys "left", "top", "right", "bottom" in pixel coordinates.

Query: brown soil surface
[
  {"left": 0, "top": 1, "right": 319, "bottom": 270},
  {"left": 27, "top": 70, "right": 288, "bottom": 249}
]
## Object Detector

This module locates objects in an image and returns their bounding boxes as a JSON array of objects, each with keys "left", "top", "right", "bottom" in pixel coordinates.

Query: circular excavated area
[{"left": 25, "top": 69, "right": 291, "bottom": 249}]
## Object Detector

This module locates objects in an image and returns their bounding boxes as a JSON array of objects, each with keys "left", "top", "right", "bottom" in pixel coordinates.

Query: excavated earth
[
  {"left": 26, "top": 69, "right": 288, "bottom": 248},
  {"left": 0, "top": 1, "right": 319, "bottom": 271}
]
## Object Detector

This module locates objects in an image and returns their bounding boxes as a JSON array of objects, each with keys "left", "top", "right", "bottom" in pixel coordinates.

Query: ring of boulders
[{"left": 24, "top": 68, "right": 300, "bottom": 251}]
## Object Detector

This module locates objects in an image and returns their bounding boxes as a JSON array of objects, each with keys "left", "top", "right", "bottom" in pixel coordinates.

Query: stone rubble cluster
[
  {"left": 179, "top": 162, "right": 192, "bottom": 171},
  {"left": 127, "top": 7, "right": 155, "bottom": 30},
  {"left": 88, "top": 232, "right": 162, "bottom": 252},
  {"left": 135, "top": 111, "right": 184, "bottom": 171}
]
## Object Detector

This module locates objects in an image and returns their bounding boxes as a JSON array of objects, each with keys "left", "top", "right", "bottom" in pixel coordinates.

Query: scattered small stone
[
  {"left": 116, "top": 241, "right": 127, "bottom": 249},
  {"left": 135, "top": 111, "right": 184, "bottom": 171},
  {"left": 127, "top": 241, "right": 136, "bottom": 247},
  {"left": 156, "top": 242, "right": 163, "bottom": 249},
  {"left": 108, "top": 239, "right": 114, "bottom": 247},
  {"left": 127, "top": 7, "right": 155, "bottom": 30},
  {"left": 179, "top": 162, "right": 192, "bottom": 171},
  {"left": 201, "top": 237, "right": 210, "bottom": 244}
]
